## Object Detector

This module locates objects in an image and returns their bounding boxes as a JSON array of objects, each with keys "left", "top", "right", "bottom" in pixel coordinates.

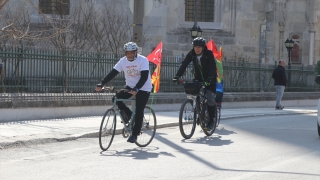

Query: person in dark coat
[
  {"left": 0, "top": 62, "right": 3, "bottom": 75},
  {"left": 173, "top": 37, "right": 217, "bottom": 129},
  {"left": 272, "top": 60, "right": 287, "bottom": 110}
]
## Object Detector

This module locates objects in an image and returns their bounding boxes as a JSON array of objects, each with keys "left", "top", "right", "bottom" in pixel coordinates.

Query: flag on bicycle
[
  {"left": 206, "top": 39, "right": 220, "bottom": 60},
  {"left": 207, "top": 39, "right": 224, "bottom": 105},
  {"left": 147, "top": 41, "right": 162, "bottom": 66},
  {"left": 151, "top": 65, "right": 161, "bottom": 93},
  {"left": 147, "top": 42, "right": 163, "bottom": 93}
]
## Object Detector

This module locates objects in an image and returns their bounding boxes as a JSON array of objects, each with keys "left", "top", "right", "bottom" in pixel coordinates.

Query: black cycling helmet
[{"left": 192, "top": 37, "right": 206, "bottom": 47}]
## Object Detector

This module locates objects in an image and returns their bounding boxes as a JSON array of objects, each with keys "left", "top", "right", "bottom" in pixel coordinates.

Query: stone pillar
[
  {"left": 306, "top": 0, "right": 318, "bottom": 66},
  {"left": 278, "top": 22, "right": 285, "bottom": 61},
  {"left": 308, "top": 23, "right": 316, "bottom": 66},
  {"left": 133, "top": 0, "right": 144, "bottom": 48},
  {"left": 275, "top": 0, "right": 286, "bottom": 62}
]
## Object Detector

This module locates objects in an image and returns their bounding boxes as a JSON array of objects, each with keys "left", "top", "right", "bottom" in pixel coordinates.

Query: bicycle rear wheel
[
  {"left": 216, "top": 107, "right": 221, "bottom": 127},
  {"left": 135, "top": 106, "right": 157, "bottom": 147},
  {"left": 179, "top": 99, "right": 196, "bottom": 139},
  {"left": 201, "top": 103, "right": 216, "bottom": 136},
  {"left": 99, "top": 108, "right": 117, "bottom": 151}
]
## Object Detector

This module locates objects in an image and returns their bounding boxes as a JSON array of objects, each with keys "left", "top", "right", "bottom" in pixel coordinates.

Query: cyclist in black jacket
[{"left": 173, "top": 37, "right": 217, "bottom": 129}]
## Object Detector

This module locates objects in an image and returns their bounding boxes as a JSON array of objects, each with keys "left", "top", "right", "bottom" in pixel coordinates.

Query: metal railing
[{"left": 0, "top": 46, "right": 318, "bottom": 95}]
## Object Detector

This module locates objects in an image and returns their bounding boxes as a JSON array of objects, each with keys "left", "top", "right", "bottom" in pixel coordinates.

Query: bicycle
[
  {"left": 216, "top": 105, "right": 221, "bottom": 127},
  {"left": 178, "top": 81, "right": 217, "bottom": 139},
  {"left": 98, "top": 86, "right": 157, "bottom": 151}
]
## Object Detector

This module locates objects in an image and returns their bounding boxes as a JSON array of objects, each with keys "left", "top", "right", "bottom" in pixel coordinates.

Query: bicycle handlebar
[
  {"left": 101, "top": 86, "right": 116, "bottom": 92},
  {"left": 179, "top": 81, "right": 205, "bottom": 87},
  {"left": 100, "top": 86, "right": 134, "bottom": 95}
]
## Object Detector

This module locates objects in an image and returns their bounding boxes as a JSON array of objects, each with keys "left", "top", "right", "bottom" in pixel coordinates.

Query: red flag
[
  {"left": 206, "top": 39, "right": 220, "bottom": 60},
  {"left": 147, "top": 42, "right": 162, "bottom": 66},
  {"left": 148, "top": 42, "right": 163, "bottom": 93}
]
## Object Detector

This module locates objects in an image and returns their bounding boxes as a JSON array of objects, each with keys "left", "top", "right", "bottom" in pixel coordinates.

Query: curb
[{"left": 0, "top": 111, "right": 316, "bottom": 149}]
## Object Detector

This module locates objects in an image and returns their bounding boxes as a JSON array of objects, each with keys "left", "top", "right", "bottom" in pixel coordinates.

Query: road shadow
[
  {"left": 152, "top": 129, "right": 320, "bottom": 178},
  {"left": 215, "top": 127, "right": 237, "bottom": 136},
  {"left": 181, "top": 135, "right": 233, "bottom": 147},
  {"left": 99, "top": 146, "right": 175, "bottom": 159}
]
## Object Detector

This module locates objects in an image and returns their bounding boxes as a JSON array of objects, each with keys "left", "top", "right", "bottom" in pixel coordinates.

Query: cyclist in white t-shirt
[{"left": 95, "top": 42, "right": 152, "bottom": 143}]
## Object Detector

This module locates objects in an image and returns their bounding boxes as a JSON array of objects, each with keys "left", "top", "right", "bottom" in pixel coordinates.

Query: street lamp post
[
  {"left": 284, "top": 38, "right": 294, "bottom": 89},
  {"left": 190, "top": 0, "right": 202, "bottom": 39}
]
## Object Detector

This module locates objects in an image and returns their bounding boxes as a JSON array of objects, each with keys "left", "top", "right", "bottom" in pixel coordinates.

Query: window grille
[
  {"left": 185, "top": 0, "right": 215, "bottom": 22},
  {"left": 39, "top": 0, "right": 70, "bottom": 15}
]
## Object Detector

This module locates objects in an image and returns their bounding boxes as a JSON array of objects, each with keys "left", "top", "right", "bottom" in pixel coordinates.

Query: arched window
[{"left": 291, "top": 35, "right": 300, "bottom": 63}]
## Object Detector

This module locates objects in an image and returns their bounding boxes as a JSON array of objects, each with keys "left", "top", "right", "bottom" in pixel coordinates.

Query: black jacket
[
  {"left": 272, "top": 65, "right": 287, "bottom": 86},
  {"left": 176, "top": 47, "right": 217, "bottom": 92}
]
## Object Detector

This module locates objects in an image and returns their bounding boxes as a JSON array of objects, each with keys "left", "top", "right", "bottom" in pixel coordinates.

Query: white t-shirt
[
  {"left": 197, "top": 55, "right": 202, "bottom": 63},
  {"left": 113, "top": 54, "right": 152, "bottom": 92}
]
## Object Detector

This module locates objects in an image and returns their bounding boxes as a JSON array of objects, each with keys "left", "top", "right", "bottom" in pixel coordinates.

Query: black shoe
[
  {"left": 196, "top": 117, "right": 200, "bottom": 125},
  {"left": 207, "top": 122, "right": 214, "bottom": 129},
  {"left": 127, "top": 135, "right": 137, "bottom": 143},
  {"left": 204, "top": 122, "right": 214, "bottom": 130},
  {"left": 275, "top": 106, "right": 284, "bottom": 110}
]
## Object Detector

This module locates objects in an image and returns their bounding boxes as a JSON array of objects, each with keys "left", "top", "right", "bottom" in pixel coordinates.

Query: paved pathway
[{"left": 0, "top": 107, "right": 317, "bottom": 148}]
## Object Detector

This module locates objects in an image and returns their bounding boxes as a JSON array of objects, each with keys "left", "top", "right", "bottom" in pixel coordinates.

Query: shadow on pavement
[
  {"left": 150, "top": 126, "right": 320, "bottom": 178},
  {"left": 99, "top": 146, "right": 175, "bottom": 159},
  {"left": 181, "top": 135, "right": 233, "bottom": 147},
  {"left": 215, "top": 127, "right": 237, "bottom": 136}
]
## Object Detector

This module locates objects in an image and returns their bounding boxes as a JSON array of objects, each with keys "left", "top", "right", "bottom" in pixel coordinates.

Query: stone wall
[
  {"left": 144, "top": 0, "right": 320, "bottom": 66},
  {"left": 2, "top": 0, "right": 319, "bottom": 66},
  {"left": 1, "top": 92, "right": 319, "bottom": 109}
]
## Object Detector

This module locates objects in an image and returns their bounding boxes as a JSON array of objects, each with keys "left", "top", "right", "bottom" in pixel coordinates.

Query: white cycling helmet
[{"left": 123, "top": 42, "right": 138, "bottom": 51}]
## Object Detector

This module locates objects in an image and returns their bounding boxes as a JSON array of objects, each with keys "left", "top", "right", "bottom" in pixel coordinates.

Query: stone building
[
  {"left": 143, "top": 0, "right": 320, "bottom": 66},
  {"left": 1, "top": 0, "right": 319, "bottom": 66}
]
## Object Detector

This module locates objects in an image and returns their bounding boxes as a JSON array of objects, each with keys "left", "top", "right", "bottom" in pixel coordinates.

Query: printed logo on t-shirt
[{"left": 126, "top": 65, "right": 139, "bottom": 77}]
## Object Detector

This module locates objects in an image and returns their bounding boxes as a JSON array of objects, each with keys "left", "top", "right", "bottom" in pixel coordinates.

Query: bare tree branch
[{"left": 0, "top": 0, "right": 9, "bottom": 11}]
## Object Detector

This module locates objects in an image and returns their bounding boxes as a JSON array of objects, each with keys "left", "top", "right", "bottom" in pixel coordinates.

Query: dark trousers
[{"left": 112, "top": 87, "right": 150, "bottom": 136}]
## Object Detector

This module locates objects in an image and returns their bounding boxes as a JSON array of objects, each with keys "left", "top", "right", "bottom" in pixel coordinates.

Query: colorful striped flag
[
  {"left": 147, "top": 42, "right": 163, "bottom": 93},
  {"left": 206, "top": 39, "right": 224, "bottom": 93}
]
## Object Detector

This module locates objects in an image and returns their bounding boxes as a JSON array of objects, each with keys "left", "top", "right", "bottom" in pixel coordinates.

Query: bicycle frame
[
  {"left": 112, "top": 96, "right": 136, "bottom": 135},
  {"left": 99, "top": 86, "right": 157, "bottom": 150},
  {"left": 186, "top": 85, "right": 207, "bottom": 125}
]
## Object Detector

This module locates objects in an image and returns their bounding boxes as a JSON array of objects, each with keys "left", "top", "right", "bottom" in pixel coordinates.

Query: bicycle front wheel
[
  {"left": 135, "top": 106, "right": 157, "bottom": 147},
  {"left": 99, "top": 108, "right": 117, "bottom": 151},
  {"left": 179, "top": 99, "right": 196, "bottom": 139}
]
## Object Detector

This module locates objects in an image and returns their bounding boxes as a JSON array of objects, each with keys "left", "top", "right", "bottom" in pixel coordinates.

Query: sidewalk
[{"left": 0, "top": 107, "right": 317, "bottom": 149}]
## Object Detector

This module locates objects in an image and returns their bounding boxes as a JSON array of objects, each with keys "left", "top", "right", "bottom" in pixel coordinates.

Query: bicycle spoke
[
  {"left": 179, "top": 99, "right": 196, "bottom": 139},
  {"left": 99, "top": 109, "right": 116, "bottom": 151},
  {"left": 135, "top": 106, "right": 156, "bottom": 147}
]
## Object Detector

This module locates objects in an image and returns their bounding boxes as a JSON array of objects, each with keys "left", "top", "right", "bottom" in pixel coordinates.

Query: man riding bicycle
[
  {"left": 173, "top": 37, "right": 217, "bottom": 129},
  {"left": 95, "top": 42, "right": 152, "bottom": 143}
]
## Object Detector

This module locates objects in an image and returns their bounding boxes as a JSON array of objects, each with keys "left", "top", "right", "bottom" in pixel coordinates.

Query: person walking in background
[
  {"left": 0, "top": 62, "right": 3, "bottom": 75},
  {"left": 272, "top": 60, "right": 287, "bottom": 110}
]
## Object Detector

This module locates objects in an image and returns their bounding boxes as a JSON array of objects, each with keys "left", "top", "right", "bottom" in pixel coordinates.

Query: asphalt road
[{"left": 1, "top": 114, "right": 319, "bottom": 180}]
